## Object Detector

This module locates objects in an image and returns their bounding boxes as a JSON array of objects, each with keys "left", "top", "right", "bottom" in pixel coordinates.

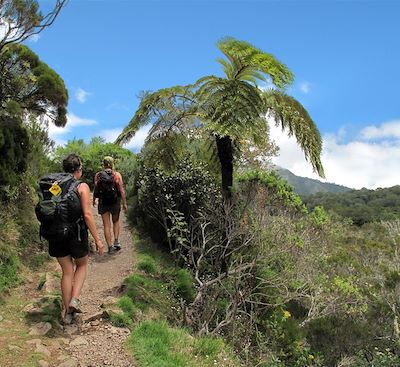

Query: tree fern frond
[
  {"left": 264, "top": 89, "right": 325, "bottom": 177},
  {"left": 115, "top": 85, "right": 196, "bottom": 146},
  {"left": 217, "top": 37, "right": 294, "bottom": 88}
]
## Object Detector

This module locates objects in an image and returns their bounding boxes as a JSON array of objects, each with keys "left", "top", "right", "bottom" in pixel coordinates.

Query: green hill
[
  {"left": 304, "top": 185, "right": 400, "bottom": 225},
  {"left": 276, "top": 167, "right": 352, "bottom": 196}
]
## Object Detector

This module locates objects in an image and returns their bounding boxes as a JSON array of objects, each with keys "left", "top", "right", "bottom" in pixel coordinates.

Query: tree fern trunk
[{"left": 216, "top": 135, "right": 233, "bottom": 200}]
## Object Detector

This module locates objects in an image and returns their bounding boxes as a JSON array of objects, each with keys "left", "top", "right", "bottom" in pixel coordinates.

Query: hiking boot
[
  {"left": 63, "top": 312, "right": 74, "bottom": 325},
  {"left": 108, "top": 245, "right": 119, "bottom": 254},
  {"left": 113, "top": 240, "right": 121, "bottom": 251},
  {"left": 68, "top": 297, "right": 82, "bottom": 313}
]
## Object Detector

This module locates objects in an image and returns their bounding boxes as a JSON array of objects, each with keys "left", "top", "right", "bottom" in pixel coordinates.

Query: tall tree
[
  {"left": 0, "top": 43, "right": 68, "bottom": 126},
  {"left": 0, "top": 0, "right": 67, "bottom": 52},
  {"left": 116, "top": 38, "right": 324, "bottom": 199}
]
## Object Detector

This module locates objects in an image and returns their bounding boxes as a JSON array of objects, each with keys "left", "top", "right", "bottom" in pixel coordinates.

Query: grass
[
  {"left": 120, "top": 230, "right": 240, "bottom": 367},
  {"left": 110, "top": 311, "right": 134, "bottom": 328},
  {"left": 0, "top": 294, "right": 51, "bottom": 367},
  {"left": 0, "top": 253, "right": 19, "bottom": 295},
  {"left": 127, "top": 320, "right": 239, "bottom": 367},
  {"left": 137, "top": 254, "right": 159, "bottom": 274}
]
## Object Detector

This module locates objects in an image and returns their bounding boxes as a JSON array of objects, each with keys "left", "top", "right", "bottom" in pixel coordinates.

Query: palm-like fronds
[
  {"left": 264, "top": 89, "right": 325, "bottom": 177},
  {"left": 116, "top": 37, "right": 325, "bottom": 193},
  {"left": 217, "top": 37, "right": 294, "bottom": 88},
  {"left": 115, "top": 85, "right": 197, "bottom": 145},
  {"left": 194, "top": 76, "right": 264, "bottom": 140}
]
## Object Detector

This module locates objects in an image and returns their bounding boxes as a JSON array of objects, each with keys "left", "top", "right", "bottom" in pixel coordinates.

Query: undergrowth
[{"left": 115, "top": 230, "right": 240, "bottom": 367}]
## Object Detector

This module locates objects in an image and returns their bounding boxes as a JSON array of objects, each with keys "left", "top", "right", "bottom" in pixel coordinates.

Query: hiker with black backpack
[
  {"left": 36, "top": 153, "right": 105, "bottom": 325},
  {"left": 92, "top": 156, "right": 127, "bottom": 254}
]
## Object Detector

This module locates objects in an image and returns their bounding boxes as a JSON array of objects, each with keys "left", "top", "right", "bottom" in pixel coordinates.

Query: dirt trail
[
  {"left": 0, "top": 204, "right": 137, "bottom": 367},
  {"left": 62, "top": 206, "right": 137, "bottom": 366}
]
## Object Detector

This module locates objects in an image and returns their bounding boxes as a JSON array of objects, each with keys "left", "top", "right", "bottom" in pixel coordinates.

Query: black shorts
[
  {"left": 98, "top": 198, "right": 121, "bottom": 216},
  {"left": 48, "top": 223, "right": 89, "bottom": 259}
]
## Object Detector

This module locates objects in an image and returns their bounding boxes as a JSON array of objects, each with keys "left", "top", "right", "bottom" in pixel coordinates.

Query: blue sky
[{"left": 27, "top": 0, "right": 400, "bottom": 189}]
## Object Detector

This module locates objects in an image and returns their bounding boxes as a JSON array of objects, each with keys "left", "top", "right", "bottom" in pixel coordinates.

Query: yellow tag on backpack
[{"left": 49, "top": 182, "right": 62, "bottom": 196}]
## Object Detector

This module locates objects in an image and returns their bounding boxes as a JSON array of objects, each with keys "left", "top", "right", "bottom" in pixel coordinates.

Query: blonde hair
[{"left": 103, "top": 156, "right": 114, "bottom": 168}]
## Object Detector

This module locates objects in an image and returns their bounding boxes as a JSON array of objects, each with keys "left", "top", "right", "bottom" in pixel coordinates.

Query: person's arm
[
  {"left": 92, "top": 172, "right": 98, "bottom": 207},
  {"left": 79, "top": 182, "right": 105, "bottom": 255},
  {"left": 116, "top": 172, "right": 127, "bottom": 213}
]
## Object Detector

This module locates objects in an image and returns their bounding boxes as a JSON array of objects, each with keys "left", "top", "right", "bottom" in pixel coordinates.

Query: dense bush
[
  {"left": 129, "top": 161, "right": 400, "bottom": 366},
  {"left": 50, "top": 137, "right": 135, "bottom": 187},
  {"left": 304, "top": 186, "right": 400, "bottom": 225},
  {"left": 0, "top": 114, "right": 30, "bottom": 197},
  {"left": 135, "top": 158, "right": 221, "bottom": 250}
]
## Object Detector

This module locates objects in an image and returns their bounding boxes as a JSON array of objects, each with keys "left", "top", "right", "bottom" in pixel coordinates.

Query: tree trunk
[{"left": 216, "top": 135, "right": 233, "bottom": 200}]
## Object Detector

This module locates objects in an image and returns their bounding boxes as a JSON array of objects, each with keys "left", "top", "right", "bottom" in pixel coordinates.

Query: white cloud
[
  {"left": 98, "top": 125, "right": 152, "bottom": 150},
  {"left": 48, "top": 112, "right": 97, "bottom": 138},
  {"left": 0, "top": 18, "right": 18, "bottom": 42},
  {"left": 270, "top": 122, "right": 400, "bottom": 190},
  {"left": 28, "top": 34, "right": 40, "bottom": 43},
  {"left": 75, "top": 88, "right": 91, "bottom": 103},
  {"left": 360, "top": 120, "right": 400, "bottom": 140},
  {"left": 299, "top": 81, "right": 310, "bottom": 94}
]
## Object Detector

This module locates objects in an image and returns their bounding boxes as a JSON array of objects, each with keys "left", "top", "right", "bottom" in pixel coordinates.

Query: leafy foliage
[
  {"left": 0, "top": 44, "right": 68, "bottom": 126},
  {"left": 50, "top": 137, "right": 135, "bottom": 187},
  {"left": 116, "top": 37, "right": 324, "bottom": 198},
  {"left": 304, "top": 186, "right": 400, "bottom": 225},
  {"left": 0, "top": 111, "right": 30, "bottom": 192},
  {"left": 0, "top": 0, "right": 67, "bottom": 51},
  {"left": 136, "top": 158, "right": 221, "bottom": 251}
]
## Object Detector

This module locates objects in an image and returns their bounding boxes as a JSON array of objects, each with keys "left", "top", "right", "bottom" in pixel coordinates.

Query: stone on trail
[
  {"left": 57, "top": 359, "right": 78, "bottom": 367},
  {"left": 69, "top": 336, "right": 89, "bottom": 346},
  {"left": 45, "top": 272, "right": 59, "bottom": 294},
  {"left": 83, "top": 310, "right": 107, "bottom": 323},
  {"left": 100, "top": 296, "right": 118, "bottom": 308},
  {"left": 38, "top": 360, "right": 49, "bottom": 367},
  {"left": 35, "top": 343, "right": 51, "bottom": 357},
  {"left": 64, "top": 324, "right": 79, "bottom": 335},
  {"left": 23, "top": 303, "right": 45, "bottom": 316},
  {"left": 8, "top": 345, "right": 23, "bottom": 352},
  {"left": 26, "top": 338, "right": 42, "bottom": 346},
  {"left": 29, "top": 322, "right": 52, "bottom": 336}
]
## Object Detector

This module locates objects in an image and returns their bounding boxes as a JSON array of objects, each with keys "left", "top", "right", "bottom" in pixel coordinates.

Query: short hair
[
  {"left": 63, "top": 153, "right": 82, "bottom": 173},
  {"left": 103, "top": 156, "right": 114, "bottom": 168}
]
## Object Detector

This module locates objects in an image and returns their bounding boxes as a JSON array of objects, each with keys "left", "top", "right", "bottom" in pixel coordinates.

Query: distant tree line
[{"left": 304, "top": 186, "right": 400, "bottom": 225}]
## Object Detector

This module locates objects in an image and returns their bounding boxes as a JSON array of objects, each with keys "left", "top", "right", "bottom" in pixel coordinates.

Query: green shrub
[
  {"left": 175, "top": 269, "right": 195, "bottom": 303},
  {"left": 353, "top": 349, "right": 400, "bottom": 367},
  {"left": 137, "top": 254, "right": 158, "bottom": 274},
  {"left": 117, "top": 295, "right": 136, "bottom": 315},
  {"left": 0, "top": 253, "right": 19, "bottom": 294},
  {"left": 127, "top": 320, "right": 240, "bottom": 367},
  {"left": 110, "top": 312, "right": 133, "bottom": 328},
  {"left": 192, "top": 337, "right": 224, "bottom": 359}
]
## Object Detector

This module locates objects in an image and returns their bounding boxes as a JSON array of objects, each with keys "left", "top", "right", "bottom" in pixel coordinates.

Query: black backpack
[
  {"left": 95, "top": 169, "right": 119, "bottom": 205},
  {"left": 35, "top": 173, "right": 83, "bottom": 242}
]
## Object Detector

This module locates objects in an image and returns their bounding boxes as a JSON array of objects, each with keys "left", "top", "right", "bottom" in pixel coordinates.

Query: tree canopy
[
  {"left": 0, "top": 0, "right": 67, "bottom": 52},
  {"left": 116, "top": 38, "right": 324, "bottom": 198},
  {"left": 0, "top": 43, "right": 68, "bottom": 126}
]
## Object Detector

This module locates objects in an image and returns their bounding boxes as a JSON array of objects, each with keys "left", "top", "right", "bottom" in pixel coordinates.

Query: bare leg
[
  {"left": 112, "top": 212, "right": 121, "bottom": 241},
  {"left": 57, "top": 256, "right": 74, "bottom": 312},
  {"left": 101, "top": 212, "right": 112, "bottom": 247},
  {"left": 71, "top": 255, "right": 88, "bottom": 299}
]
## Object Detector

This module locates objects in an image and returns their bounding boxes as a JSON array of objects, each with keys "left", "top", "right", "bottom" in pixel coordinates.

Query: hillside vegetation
[
  {"left": 2, "top": 8, "right": 400, "bottom": 366},
  {"left": 276, "top": 167, "right": 352, "bottom": 196},
  {"left": 304, "top": 186, "right": 400, "bottom": 225}
]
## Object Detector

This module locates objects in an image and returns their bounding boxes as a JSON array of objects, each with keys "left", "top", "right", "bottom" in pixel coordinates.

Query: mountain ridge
[{"left": 275, "top": 167, "right": 352, "bottom": 196}]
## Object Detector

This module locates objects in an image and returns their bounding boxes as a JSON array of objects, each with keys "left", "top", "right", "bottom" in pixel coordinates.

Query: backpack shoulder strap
[{"left": 62, "top": 178, "right": 81, "bottom": 198}]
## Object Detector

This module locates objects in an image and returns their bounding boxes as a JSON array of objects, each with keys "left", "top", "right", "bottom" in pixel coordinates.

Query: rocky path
[
  {"left": 0, "top": 204, "right": 137, "bottom": 367},
  {"left": 63, "top": 206, "right": 137, "bottom": 367}
]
